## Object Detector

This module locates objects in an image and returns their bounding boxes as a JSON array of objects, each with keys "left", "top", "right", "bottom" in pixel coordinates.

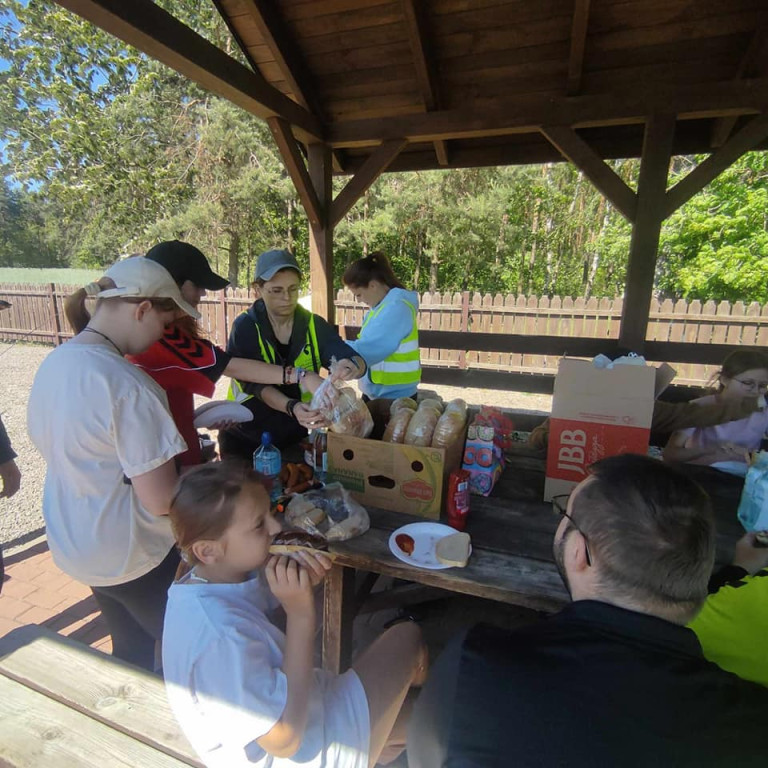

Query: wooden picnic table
[
  {"left": 0, "top": 624, "right": 201, "bottom": 768},
  {"left": 322, "top": 449, "right": 747, "bottom": 673}
]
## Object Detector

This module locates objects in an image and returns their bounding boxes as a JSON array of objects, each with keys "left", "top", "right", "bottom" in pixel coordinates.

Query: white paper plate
[
  {"left": 193, "top": 401, "right": 254, "bottom": 429},
  {"left": 710, "top": 461, "right": 748, "bottom": 478},
  {"left": 388, "top": 522, "right": 470, "bottom": 570}
]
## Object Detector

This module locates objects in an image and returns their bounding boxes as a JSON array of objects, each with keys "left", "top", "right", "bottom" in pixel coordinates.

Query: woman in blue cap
[{"left": 221, "top": 248, "right": 366, "bottom": 458}]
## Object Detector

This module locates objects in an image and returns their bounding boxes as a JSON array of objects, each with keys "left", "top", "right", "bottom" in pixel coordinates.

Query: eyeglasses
[
  {"left": 265, "top": 286, "right": 300, "bottom": 298},
  {"left": 552, "top": 494, "right": 592, "bottom": 566},
  {"left": 732, "top": 377, "right": 768, "bottom": 393}
]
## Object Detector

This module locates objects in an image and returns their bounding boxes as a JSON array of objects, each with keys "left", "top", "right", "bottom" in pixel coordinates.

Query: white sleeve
[
  {"left": 193, "top": 633, "right": 288, "bottom": 751},
  {"left": 113, "top": 386, "right": 187, "bottom": 478}
]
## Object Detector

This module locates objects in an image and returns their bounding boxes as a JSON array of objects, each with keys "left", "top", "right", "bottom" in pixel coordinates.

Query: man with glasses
[{"left": 407, "top": 454, "right": 767, "bottom": 767}]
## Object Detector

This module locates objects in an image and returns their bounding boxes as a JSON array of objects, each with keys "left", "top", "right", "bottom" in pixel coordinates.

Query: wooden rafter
[
  {"left": 541, "top": 125, "right": 636, "bottom": 222},
  {"left": 331, "top": 139, "right": 408, "bottom": 228},
  {"left": 236, "top": 0, "right": 345, "bottom": 172},
  {"left": 238, "top": 0, "right": 321, "bottom": 118},
  {"left": 268, "top": 117, "right": 323, "bottom": 227},
  {"left": 401, "top": 0, "right": 448, "bottom": 166},
  {"left": 52, "top": 0, "right": 321, "bottom": 141},
  {"left": 667, "top": 111, "right": 768, "bottom": 217},
  {"left": 711, "top": 27, "right": 768, "bottom": 147},
  {"left": 566, "top": 0, "right": 591, "bottom": 95},
  {"left": 327, "top": 77, "right": 768, "bottom": 146}
]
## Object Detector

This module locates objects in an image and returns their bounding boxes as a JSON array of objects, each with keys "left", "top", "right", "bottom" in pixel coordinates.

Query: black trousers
[{"left": 91, "top": 547, "right": 179, "bottom": 672}]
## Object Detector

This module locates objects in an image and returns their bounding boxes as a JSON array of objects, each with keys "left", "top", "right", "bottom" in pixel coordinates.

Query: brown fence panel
[{"left": 5, "top": 282, "right": 768, "bottom": 388}]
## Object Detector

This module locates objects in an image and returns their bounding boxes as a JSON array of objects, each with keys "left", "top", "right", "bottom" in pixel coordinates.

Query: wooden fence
[{"left": 3, "top": 284, "right": 768, "bottom": 387}]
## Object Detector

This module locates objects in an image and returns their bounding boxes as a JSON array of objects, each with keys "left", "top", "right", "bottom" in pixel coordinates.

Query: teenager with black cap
[
  {"left": 220, "top": 248, "right": 366, "bottom": 458},
  {"left": 126, "top": 241, "right": 323, "bottom": 466}
]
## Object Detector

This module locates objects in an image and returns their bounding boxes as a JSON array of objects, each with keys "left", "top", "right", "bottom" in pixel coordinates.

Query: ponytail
[
  {"left": 64, "top": 277, "right": 115, "bottom": 333},
  {"left": 343, "top": 251, "right": 404, "bottom": 290}
]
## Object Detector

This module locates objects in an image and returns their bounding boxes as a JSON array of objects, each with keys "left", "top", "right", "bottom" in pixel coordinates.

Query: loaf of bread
[
  {"left": 390, "top": 397, "right": 418, "bottom": 417},
  {"left": 383, "top": 408, "right": 414, "bottom": 443},
  {"left": 431, "top": 409, "right": 467, "bottom": 449},
  {"left": 435, "top": 532, "right": 471, "bottom": 567},
  {"left": 404, "top": 405, "right": 440, "bottom": 446}
]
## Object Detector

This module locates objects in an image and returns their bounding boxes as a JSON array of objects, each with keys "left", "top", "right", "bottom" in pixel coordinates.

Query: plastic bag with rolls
[
  {"left": 310, "top": 374, "right": 374, "bottom": 439},
  {"left": 285, "top": 482, "right": 370, "bottom": 541}
]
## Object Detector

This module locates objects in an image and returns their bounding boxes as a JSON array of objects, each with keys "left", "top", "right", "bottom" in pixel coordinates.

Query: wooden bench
[{"left": 0, "top": 625, "right": 202, "bottom": 768}]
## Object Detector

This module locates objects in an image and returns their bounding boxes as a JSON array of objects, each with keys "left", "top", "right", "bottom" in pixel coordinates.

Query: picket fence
[{"left": 3, "top": 284, "right": 768, "bottom": 387}]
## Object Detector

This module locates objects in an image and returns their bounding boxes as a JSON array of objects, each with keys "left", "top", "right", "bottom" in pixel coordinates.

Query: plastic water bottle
[{"left": 253, "top": 432, "right": 282, "bottom": 504}]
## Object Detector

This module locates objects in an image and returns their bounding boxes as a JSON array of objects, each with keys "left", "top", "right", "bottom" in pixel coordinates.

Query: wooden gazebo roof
[
  {"left": 214, "top": 0, "right": 768, "bottom": 173},
  {"left": 52, "top": 1, "right": 768, "bottom": 375}
]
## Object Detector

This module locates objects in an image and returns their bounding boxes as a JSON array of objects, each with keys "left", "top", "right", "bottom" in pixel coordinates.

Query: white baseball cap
[{"left": 94, "top": 257, "right": 201, "bottom": 319}]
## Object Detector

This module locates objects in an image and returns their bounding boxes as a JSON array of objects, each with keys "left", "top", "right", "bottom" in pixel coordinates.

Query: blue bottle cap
[{"left": 261, "top": 432, "right": 272, "bottom": 446}]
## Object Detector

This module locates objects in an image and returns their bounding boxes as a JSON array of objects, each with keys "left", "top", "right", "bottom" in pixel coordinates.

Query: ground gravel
[{"left": 2, "top": 342, "right": 552, "bottom": 555}]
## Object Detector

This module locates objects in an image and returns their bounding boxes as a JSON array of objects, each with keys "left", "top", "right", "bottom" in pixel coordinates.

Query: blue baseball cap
[{"left": 254, "top": 249, "right": 302, "bottom": 281}]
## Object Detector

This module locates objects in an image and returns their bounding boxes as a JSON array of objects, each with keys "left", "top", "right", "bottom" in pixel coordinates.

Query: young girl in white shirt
[
  {"left": 162, "top": 461, "right": 427, "bottom": 768},
  {"left": 28, "top": 257, "right": 199, "bottom": 670},
  {"left": 664, "top": 349, "right": 768, "bottom": 474}
]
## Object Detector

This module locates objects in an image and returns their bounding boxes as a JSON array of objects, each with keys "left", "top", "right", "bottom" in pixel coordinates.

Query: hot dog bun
[{"left": 269, "top": 530, "right": 336, "bottom": 559}]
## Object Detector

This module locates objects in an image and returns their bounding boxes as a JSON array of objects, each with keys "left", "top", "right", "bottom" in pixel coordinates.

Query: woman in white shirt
[{"left": 28, "top": 257, "right": 198, "bottom": 670}]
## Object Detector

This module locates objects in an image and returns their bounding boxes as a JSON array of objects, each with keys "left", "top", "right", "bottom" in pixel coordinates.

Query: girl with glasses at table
[{"left": 663, "top": 349, "right": 768, "bottom": 476}]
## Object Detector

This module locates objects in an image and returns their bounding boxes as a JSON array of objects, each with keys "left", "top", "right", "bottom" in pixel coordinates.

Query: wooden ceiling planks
[{"left": 50, "top": 0, "right": 767, "bottom": 173}]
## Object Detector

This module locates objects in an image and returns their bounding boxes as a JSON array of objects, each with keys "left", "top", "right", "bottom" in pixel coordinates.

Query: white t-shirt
[
  {"left": 27, "top": 343, "right": 186, "bottom": 586},
  {"left": 162, "top": 573, "right": 369, "bottom": 768}
]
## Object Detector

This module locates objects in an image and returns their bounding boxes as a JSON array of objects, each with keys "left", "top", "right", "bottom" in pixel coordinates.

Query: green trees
[{"left": 1, "top": 0, "right": 766, "bottom": 298}]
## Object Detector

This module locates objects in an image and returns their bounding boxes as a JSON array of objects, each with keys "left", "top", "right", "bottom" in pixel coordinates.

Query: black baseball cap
[{"left": 145, "top": 240, "right": 229, "bottom": 291}]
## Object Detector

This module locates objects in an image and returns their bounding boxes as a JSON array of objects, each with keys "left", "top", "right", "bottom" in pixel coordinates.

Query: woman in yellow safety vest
[
  {"left": 221, "top": 249, "right": 366, "bottom": 458},
  {"left": 343, "top": 251, "right": 421, "bottom": 402}
]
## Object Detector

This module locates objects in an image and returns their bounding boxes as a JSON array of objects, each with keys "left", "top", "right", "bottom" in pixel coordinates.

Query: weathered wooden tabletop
[
  {"left": 0, "top": 625, "right": 202, "bottom": 768},
  {"left": 322, "top": 450, "right": 746, "bottom": 673}
]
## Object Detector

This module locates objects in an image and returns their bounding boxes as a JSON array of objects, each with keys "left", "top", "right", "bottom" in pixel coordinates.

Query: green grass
[{"left": 0, "top": 267, "right": 103, "bottom": 286}]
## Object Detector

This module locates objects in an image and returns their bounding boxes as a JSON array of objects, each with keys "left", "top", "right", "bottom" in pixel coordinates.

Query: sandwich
[
  {"left": 435, "top": 532, "right": 472, "bottom": 567},
  {"left": 269, "top": 530, "right": 335, "bottom": 559}
]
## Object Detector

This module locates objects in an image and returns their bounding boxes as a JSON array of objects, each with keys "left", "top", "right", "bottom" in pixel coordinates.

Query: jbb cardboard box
[
  {"left": 326, "top": 431, "right": 464, "bottom": 519},
  {"left": 544, "top": 358, "right": 673, "bottom": 501}
]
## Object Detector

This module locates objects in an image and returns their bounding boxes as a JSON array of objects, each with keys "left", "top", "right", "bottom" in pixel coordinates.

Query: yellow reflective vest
[
  {"left": 228, "top": 313, "right": 320, "bottom": 404},
  {"left": 361, "top": 297, "right": 421, "bottom": 388}
]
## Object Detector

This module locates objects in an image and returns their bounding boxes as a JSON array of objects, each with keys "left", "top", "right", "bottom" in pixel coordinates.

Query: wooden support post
[
  {"left": 322, "top": 564, "right": 356, "bottom": 673},
  {"left": 308, "top": 143, "right": 334, "bottom": 323},
  {"left": 619, "top": 114, "right": 676, "bottom": 352},
  {"left": 46, "top": 283, "right": 62, "bottom": 347}
]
